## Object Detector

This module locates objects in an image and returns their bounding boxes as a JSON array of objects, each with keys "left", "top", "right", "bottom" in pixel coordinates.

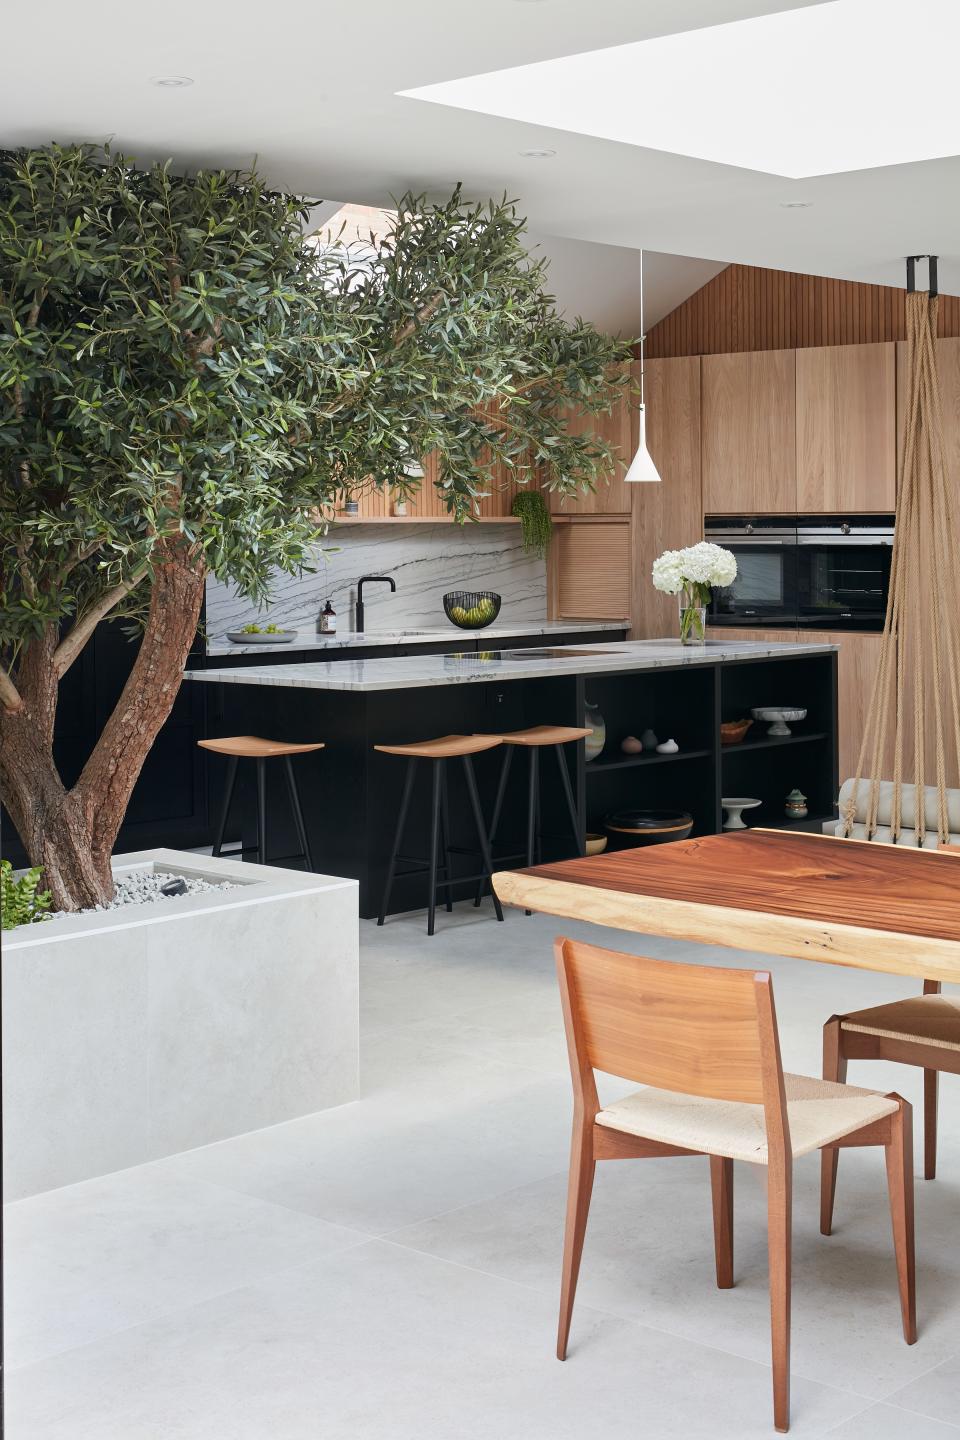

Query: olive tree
[{"left": 0, "top": 144, "right": 633, "bottom": 910}]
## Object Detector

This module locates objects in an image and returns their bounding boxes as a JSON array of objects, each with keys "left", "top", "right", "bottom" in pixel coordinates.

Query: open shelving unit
[
  {"left": 586, "top": 747, "right": 712, "bottom": 775},
  {"left": 575, "top": 648, "right": 839, "bottom": 848}
]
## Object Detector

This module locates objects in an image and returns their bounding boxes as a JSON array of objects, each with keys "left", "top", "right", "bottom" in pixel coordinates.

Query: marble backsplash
[{"left": 204, "top": 523, "right": 547, "bottom": 641}]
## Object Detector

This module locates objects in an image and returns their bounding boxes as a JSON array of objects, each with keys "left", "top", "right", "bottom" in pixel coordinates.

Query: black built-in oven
[
  {"left": 796, "top": 516, "right": 893, "bottom": 632},
  {"left": 704, "top": 515, "right": 894, "bottom": 632},
  {"left": 704, "top": 517, "right": 799, "bottom": 626}
]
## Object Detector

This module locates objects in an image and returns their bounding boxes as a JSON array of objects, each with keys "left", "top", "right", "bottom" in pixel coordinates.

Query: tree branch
[
  {"left": 0, "top": 668, "right": 24, "bottom": 713},
  {"left": 392, "top": 289, "right": 448, "bottom": 346},
  {"left": 52, "top": 569, "right": 147, "bottom": 680},
  {"left": 57, "top": 537, "right": 105, "bottom": 583}
]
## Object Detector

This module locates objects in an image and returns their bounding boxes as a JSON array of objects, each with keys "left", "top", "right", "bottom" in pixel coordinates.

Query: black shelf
[
  {"left": 721, "top": 730, "right": 827, "bottom": 756},
  {"left": 587, "top": 747, "right": 712, "bottom": 776},
  {"left": 761, "top": 811, "right": 835, "bottom": 833}
]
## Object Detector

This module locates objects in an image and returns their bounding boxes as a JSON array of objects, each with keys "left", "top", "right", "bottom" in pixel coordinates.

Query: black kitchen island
[{"left": 185, "top": 639, "right": 839, "bottom": 919}]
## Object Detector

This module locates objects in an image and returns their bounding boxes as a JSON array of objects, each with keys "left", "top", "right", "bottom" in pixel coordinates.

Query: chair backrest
[{"left": 555, "top": 936, "right": 782, "bottom": 1106}]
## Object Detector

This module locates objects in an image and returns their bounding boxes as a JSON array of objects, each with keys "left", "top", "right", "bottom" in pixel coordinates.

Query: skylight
[{"left": 399, "top": 0, "right": 960, "bottom": 179}]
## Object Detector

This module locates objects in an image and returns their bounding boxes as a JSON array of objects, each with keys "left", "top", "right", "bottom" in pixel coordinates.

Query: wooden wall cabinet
[
  {"left": 701, "top": 350, "right": 797, "bottom": 514},
  {"left": 794, "top": 629, "right": 886, "bottom": 784},
  {"left": 343, "top": 444, "right": 525, "bottom": 523},
  {"left": 896, "top": 334, "right": 960, "bottom": 491},
  {"left": 796, "top": 342, "right": 896, "bottom": 512},
  {"left": 630, "top": 356, "right": 702, "bottom": 638},
  {"left": 552, "top": 519, "right": 631, "bottom": 620},
  {"left": 546, "top": 388, "right": 634, "bottom": 516}
]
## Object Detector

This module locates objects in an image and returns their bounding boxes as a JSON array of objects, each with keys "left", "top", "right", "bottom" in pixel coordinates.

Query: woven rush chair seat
[
  {"left": 841, "top": 996, "right": 960, "bottom": 1051},
  {"left": 597, "top": 1073, "right": 898, "bottom": 1166}
]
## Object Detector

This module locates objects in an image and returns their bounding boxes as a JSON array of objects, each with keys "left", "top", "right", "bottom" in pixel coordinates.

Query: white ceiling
[
  {"left": 404, "top": 2, "right": 960, "bottom": 181},
  {"left": 5, "top": 0, "right": 957, "bottom": 328}
]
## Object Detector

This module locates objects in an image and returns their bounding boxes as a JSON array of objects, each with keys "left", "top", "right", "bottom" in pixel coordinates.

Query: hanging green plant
[{"left": 511, "top": 490, "right": 554, "bottom": 557}]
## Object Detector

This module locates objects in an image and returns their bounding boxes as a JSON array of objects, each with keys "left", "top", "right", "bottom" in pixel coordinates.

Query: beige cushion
[
  {"left": 837, "top": 777, "right": 960, "bottom": 833},
  {"left": 842, "top": 995, "right": 960, "bottom": 1052},
  {"left": 595, "top": 1073, "right": 898, "bottom": 1165}
]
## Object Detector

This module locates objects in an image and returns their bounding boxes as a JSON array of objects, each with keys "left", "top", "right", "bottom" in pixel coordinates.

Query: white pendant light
[{"left": 624, "top": 247, "right": 662, "bottom": 484}]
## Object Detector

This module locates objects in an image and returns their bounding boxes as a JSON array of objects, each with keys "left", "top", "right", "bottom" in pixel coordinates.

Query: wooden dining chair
[
  {"left": 554, "top": 936, "right": 916, "bottom": 1434},
  {"left": 821, "top": 979, "right": 960, "bottom": 1230}
]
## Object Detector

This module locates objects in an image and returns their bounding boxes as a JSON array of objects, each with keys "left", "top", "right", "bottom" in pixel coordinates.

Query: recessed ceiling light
[
  {"left": 151, "top": 75, "right": 194, "bottom": 88},
  {"left": 780, "top": 199, "right": 813, "bottom": 209},
  {"left": 400, "top": 0, "right": 960, "bottom": 180},
  {"left": 518, "top": 148, "right": 556, "bottom": 159}
]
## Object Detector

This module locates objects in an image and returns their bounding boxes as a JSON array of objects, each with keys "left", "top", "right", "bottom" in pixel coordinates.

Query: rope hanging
[{"left": 841, "top": 285, "right": 960, "bottom": 846}]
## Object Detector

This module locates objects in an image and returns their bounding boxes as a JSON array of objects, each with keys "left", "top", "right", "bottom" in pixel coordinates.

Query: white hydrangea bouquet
[{"left": 652, "top": 542, "right": 738, "bottom": 645}]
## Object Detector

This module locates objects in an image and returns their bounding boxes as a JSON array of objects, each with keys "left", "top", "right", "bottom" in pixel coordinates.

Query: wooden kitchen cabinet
[
  {"left": 631, "top": 355, "right": 702, "bottom": 637},
  {"left": 345, "top": 445, "right": 525, "bottom": 522},
  {"left": 701, "top": 350, "right": 796, "bottom": 514},
  {"left": 896, "top": 334, "right": 960, "bottom": 492},
  {"left": 552, "top": 518, "right": 631, "bottom": 620},
  {"left": 547, "top": 383, "right": 634, "bottom": 516},
  {"left": 707, "top": 627, "right": 800, "bottom": 644},
  {"left": 796, "top": 343, "right": 896, "bottom": 512},
  {"left": 796, "top": 629, "right": 891, "bottom": 784}
]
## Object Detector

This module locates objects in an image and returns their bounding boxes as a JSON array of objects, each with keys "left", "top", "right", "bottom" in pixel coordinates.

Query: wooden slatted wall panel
[{"left": 646, "top": 263, "right": 960, "bottom": 358}]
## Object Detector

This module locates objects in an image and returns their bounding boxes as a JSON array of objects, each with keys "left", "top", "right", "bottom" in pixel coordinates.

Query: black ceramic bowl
[
  {"left": 442, "top": 591, "right": 502, "bottom": 630},
  {"left": 604, "top": 808, "right": 694, "bottom": 848}
]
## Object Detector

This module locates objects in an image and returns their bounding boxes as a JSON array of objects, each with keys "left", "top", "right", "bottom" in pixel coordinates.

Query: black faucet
[{"left": 355, "top": 575, "right": 396, "bottom": 633}]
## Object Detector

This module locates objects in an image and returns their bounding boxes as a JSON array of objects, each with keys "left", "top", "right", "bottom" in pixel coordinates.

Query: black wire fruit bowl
[{"left": 442, "top": 591, "right": 502, "bottom": 630}]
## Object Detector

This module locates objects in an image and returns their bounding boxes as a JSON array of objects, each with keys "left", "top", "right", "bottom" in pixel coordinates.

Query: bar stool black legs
[
  {"left": 379, "top": 755, "right": 419, "bottom": 927},
  {"left": 475, "top": 725, "right": 589, "bottom": 910},
  {"left": 281, "top": 755, "right": 316, "bottom": 871},
  {"left": 212, "top": 755, "right": 240, "bottom": 859},
  {"left": 375, "top": 735, "right": 506, "bottom": 935},
  {"left": 200, "top": 736, "right": 323, "bottom": 869}
]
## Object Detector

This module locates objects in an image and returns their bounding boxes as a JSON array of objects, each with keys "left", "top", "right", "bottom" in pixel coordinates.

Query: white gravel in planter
[{"left": 74, "top": 869, "right": 238, "bottom": 916}]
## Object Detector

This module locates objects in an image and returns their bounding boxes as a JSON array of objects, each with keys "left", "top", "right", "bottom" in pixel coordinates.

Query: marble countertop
[
  {"left": 185, "top": 638, "right": 837, "bottom": 695},
  {"left": 204, "top": 619, "right": 626, "bottom": 657}
]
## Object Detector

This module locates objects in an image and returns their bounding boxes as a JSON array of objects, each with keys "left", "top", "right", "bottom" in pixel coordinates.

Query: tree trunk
[
  {"left": 0, "top": 702, "right": 113, "bottom": 910},
  {"left": 1, "top": 541, "right": 207, "bottom": 912},
  {"left": 76, "top": 541, "right": 207, "bottom": 888}
]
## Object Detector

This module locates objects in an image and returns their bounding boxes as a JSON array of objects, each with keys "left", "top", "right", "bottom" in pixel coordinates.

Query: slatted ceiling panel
[{"left": 646, "top": 263, "right": 960, "bottom": 358}]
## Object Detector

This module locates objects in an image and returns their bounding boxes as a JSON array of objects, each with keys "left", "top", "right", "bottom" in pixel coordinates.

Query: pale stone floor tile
[
  {"left": 821, "top": 1402, "right": 960, "bottom": 1437},
  {"left": 5, "top": 904, "right": 959, "bottom": 1438},
  {"left": 6, "top": 1241, "right": 873, "bottom": 1440},
  {"left": 4, "top": 1167, "right": 367, "bottom": 1370},
  {"left": 884, "top": 1353, "right": 960, "bottom": 1428}
]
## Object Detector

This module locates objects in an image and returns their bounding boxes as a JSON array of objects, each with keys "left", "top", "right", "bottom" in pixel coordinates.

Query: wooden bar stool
[
  {"left": 475, "top": 725, "right": 589, "bottom": 909},
  {"left": 198, "top": 736, "right": 323, "bottom": 869},
  {"left": 375, "top": 734, "right": 505, "bottom": 936}
]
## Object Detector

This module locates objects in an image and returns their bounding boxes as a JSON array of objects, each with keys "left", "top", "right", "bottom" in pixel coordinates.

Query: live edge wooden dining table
[{"left": 492, "top": 829, "right": 960, "bottom": 984}]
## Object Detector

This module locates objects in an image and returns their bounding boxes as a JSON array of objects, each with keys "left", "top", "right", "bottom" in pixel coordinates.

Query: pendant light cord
[{"left": 639, "top": 247, "right": 645, "bottom": 410}]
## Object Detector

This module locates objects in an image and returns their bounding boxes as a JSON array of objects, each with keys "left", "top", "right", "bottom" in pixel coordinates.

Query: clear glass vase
[{"left": 678, "top": 586, "right": 708, "bottom": 646}]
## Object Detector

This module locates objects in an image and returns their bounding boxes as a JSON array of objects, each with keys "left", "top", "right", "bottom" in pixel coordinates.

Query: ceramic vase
[{"left": 585, "top": 701, "right": 605, "bottom": 762}]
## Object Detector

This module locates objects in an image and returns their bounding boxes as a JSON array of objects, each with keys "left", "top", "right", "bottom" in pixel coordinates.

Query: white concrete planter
[{"left": 2, "top": 850, "right": 358, "bottom": 1200}]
